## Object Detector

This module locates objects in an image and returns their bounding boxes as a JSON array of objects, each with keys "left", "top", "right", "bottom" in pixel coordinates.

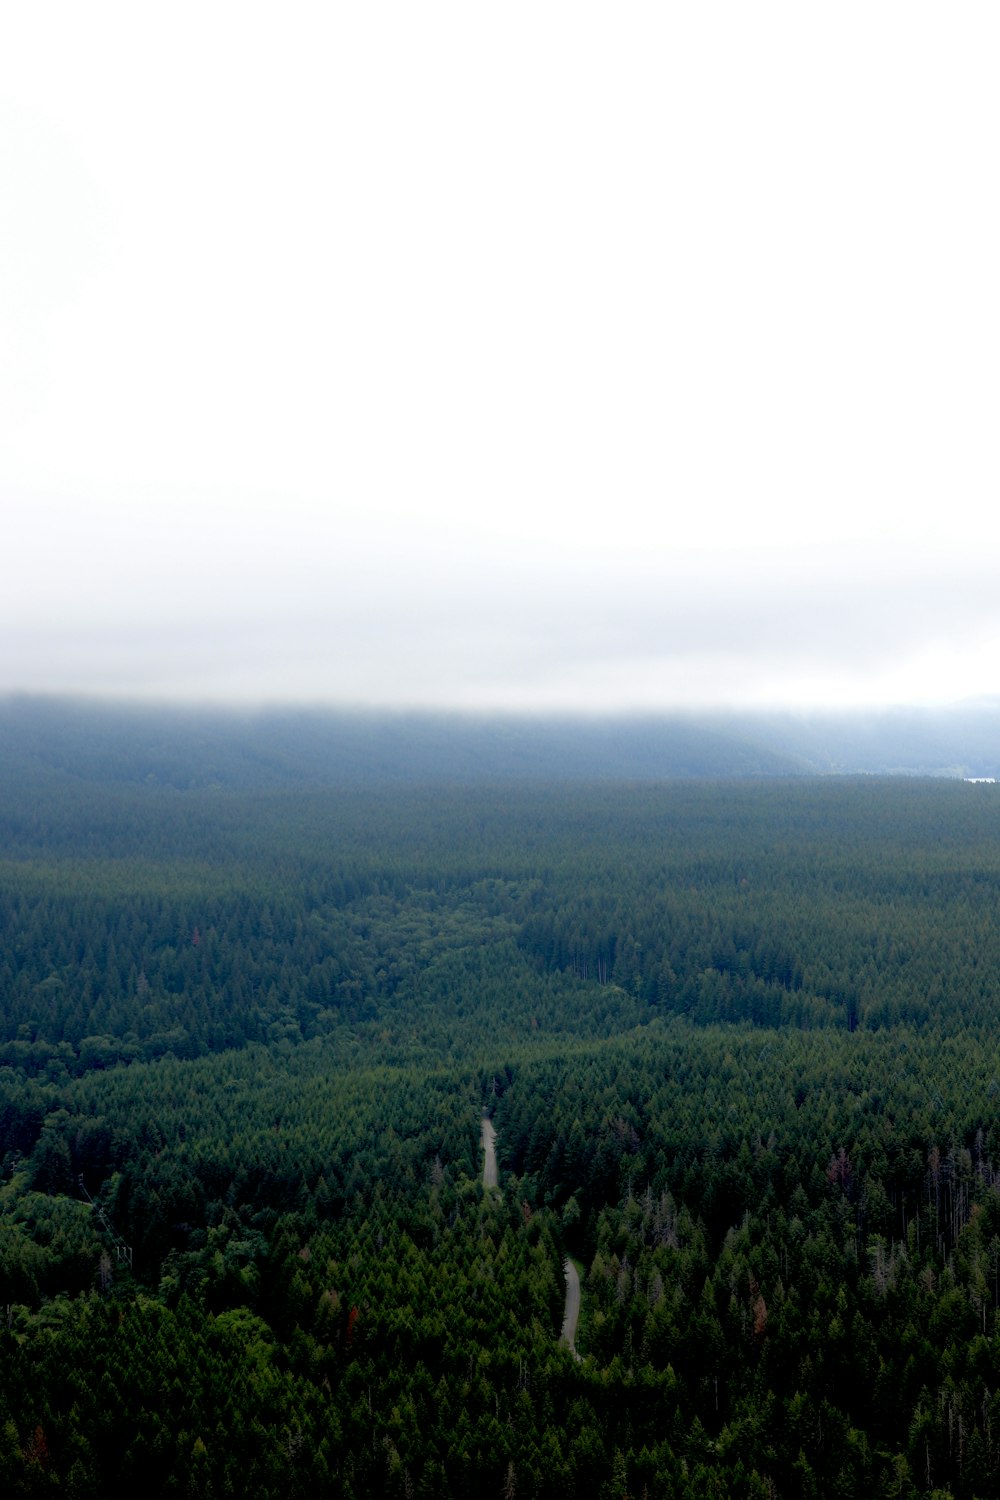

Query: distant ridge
[{"left": 1, "top": 695, "right": 999, "bottom": 788}]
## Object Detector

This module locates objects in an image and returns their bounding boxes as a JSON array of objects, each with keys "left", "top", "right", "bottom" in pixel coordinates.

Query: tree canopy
[{"left": 4, "top": 758, "right": 1000, "bottom": 1494}]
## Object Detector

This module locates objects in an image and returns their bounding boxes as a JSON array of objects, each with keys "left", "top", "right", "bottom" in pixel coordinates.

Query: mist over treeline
[{"left": 2, "top": 694, "right": 1000, "bottom": 787}]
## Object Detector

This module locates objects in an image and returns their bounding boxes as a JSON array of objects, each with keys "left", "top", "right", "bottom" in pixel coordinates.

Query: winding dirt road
[
  {"left": 481, "top": 1114, "right": 498, "bottom": 1189},
  {"left": 559, "top": 1258, "right": 581, "bottom": 1357},
  {"left": 481, "top": 1112, "right": 581, "bottom": 1351}
]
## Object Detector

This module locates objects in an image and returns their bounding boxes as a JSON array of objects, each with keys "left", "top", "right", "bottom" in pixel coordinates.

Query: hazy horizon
[
  {"left": 6, "top": 687, "right": 1000, "bottom": 727},
  {"left": 4, "top": 5, "right": 999, "bottom": 714}
]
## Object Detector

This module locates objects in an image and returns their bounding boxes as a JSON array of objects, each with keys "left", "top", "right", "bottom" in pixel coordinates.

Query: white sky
[{"left": 2, "top": 3, "right": 999, "bottom": 711}]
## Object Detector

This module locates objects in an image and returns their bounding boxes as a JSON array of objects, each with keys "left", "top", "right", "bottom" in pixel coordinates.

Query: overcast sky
[{"left": 2, "top": 4, "right": 999, "bottom": 712}]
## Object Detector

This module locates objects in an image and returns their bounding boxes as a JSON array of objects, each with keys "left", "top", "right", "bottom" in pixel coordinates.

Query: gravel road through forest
[
  {"left": 559, "top": 1259, "right": 581, "bottom": 1357},
  {"left": 481, "top": 1114, "right": 498, "bottom": 1190},
  {"left": 483, "top": 1113, "right": 581, "bottom": 1353}
]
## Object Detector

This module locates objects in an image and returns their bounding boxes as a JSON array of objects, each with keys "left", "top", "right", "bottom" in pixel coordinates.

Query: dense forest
[{"left": 4, "top": 704, "right": 1000, "bottom": 1495}]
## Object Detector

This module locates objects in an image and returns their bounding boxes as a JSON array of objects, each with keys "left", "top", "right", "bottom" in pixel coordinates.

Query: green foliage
[{"left": 4, "top": 769, "right": 1000, "bottom": 1492}]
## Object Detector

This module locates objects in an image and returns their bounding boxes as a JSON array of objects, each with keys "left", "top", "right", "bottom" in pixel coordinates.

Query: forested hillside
[
  {"left": 4, "top": 744, "right": 1000, "bottom": 1495},
  {"left": 5, "top": 694, "right": 1000, "bottom": 784}
]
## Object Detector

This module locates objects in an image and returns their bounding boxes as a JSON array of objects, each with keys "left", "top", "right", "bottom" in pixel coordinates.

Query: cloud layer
[{"left": 2, "top": 4, "right": 999, "bottom": 709}]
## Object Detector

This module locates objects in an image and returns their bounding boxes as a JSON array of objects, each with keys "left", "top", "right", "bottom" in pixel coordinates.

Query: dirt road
[
  {"left": 481, "top": 1114, "right": 498, "bottom": 1189},
  {"left": 559, "top": 1257, "right": 581, "bottom": 1357},
  {"left": 479, "top": 1112, "right": 579, "bottom": 1351}
]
